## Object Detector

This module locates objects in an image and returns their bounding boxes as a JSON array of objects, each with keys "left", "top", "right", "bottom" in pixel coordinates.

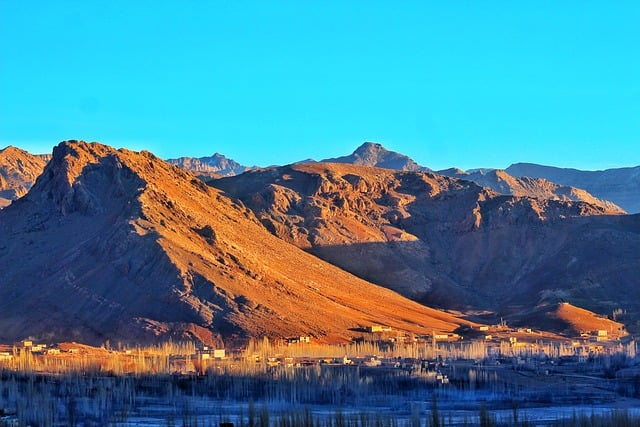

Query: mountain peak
[
  {"left": 167, "top": 152, "right": 249, "bottom": 176},
  {"left": 322, "top": 142, "right": 428, "bottom": 172},
  {"left": 22, "top": 140, "right": 148, "bottom": 216},
  {"left": 0, "top": 144, "right": 51, "bottom": 207},
  {"left": 0, "top": 145, "right": 27, "bottom": 155},
  {"left": 354, "top": 141, "right": 386, "bottom": 153}
]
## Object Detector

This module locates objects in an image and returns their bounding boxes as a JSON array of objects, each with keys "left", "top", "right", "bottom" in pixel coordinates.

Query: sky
[{"left": 1, "top": 1, "right": 638, "bottom": 171}]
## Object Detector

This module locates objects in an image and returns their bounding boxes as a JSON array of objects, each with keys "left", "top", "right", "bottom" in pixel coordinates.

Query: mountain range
[
  {"left": 437, "top": 168, "right": 625, "bottom": 214},
  {"left": 1, "top": 140, "right": 638, "bottom": 345},
  {"left": 167, "top": 142, "right": 639, "bottom": 214},
  {"left": 506, "top": 162, "right": 640, "bottom": 214},
  {"left": 0, "top": 141, "right": 471, "bottom": 346},
  {"left": 214, "top": 162, "right": 639, "bottom": 329}
]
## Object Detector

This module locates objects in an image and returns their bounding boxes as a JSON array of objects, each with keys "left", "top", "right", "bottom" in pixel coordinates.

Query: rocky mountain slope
[
  {"left": 322, "top": 142, "right": 429, "bottom": 171},
  {"left": 506, "top": 163, "right": 640, "bottom": 214},
  {"left": 438, "top": 168, "right": 625, "bottom": 214},
  {"left": 0, "top": 141, "right": 473, "bottom": 346},
  {"left": 167, "top": 153, "right": 249, "bottom": 177},
  {"left": 214, "top": 163, "right": 640, "bottom": 333},
  {"left": 0, "top": 146, "right": 50, "bottom": 208}
]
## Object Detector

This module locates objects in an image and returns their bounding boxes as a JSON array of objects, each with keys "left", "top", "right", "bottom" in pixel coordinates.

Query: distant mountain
[
  {"left": 0, "top": 146, "right": 50, "bottom": 208},
  {"left": 215, "top": 162, "right": 640, "bottom": 334},
  {"left": 506, "top": 163, "right": 640, "bottom": 214},
  {"left": 322, "top": 142, "right": 430, "bottom": 171},
  {"left": 438, "top": 168, "right": 625, "bottom": 214},
  {"left": 0, "top": 140, "right": 471, "bottom": 346},
  {"left": 167, "top": 153, "right": 249, "bottom": 177}
]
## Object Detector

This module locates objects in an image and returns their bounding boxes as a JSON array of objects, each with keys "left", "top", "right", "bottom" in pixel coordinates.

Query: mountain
[
  {"left": 214, "top": 163, "right": 640, "bottom": 333},
  {"left": 322, "top": 142, "right": 429, "bottom": 171},
  {"left": 328, "top": 144, "right": 626, "bottom": 214},
  {"left": 506, "top": 163, "right": 640, "bottom": 214},
  {"left": 0, "top": 146, "right": 50, "bottom": 208},
  {"left": 0, "top": 140, "right": 473, "bottom": 346},
  {"left": 438, "top": 168, "right": 625, "bottom": 214},
  {"left": 167, "top": 153, "right": 249, "bottom": 177}
]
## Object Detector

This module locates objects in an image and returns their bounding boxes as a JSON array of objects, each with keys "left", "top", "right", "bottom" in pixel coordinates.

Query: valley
[{"left": 1, "top": 140, "right": 639, "bottom": 426}]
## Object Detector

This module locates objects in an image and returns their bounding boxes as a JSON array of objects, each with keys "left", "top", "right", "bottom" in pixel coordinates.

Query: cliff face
[
  {"left": 215, "top": 163, "right": 640, "bottom": 331},
  {"left": 0, "top": 141, "right": 471, "bottom": 345}
]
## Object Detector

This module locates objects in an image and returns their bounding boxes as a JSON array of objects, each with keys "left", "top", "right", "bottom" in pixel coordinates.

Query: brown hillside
[
  {"left": 508, "top": 303, "right": 627, "bottom": 339},
  {"left": 214, "top": 163, "right": 640, "bottom": 334},
  {"left": 0, "top": 141, "right": 474, "bottom": 346}
]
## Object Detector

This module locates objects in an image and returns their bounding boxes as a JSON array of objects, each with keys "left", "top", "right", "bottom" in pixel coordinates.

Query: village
[
  {"left": 0, "top": 320, "right": 636, "bottom": 377},
  {"left": 1, "top": 324, "right": 639, "bottom": 427}
]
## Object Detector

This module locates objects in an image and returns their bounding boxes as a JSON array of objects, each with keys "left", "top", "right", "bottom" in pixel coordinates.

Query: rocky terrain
[
  {"left": 438, "top": 168, "right": 625, "bottom": 214},
  {"left": 319, "top": 143, "right": 629, "bottom": 214},
  {"left": 506, "top": 162, "right": 640, "bottom": 214},
  {"left": 214, "top": 162, "right": 640, "bottom": 333},
  {"left": 321, "top": 142, "right": 429, "bottom": 171},
  {"left": 1, "top": 140, "right": 639, "bottom": 345},
  {"left": 166, "top": 142, "right": 636, "bottom": 215},
  {"left": 0, "top": 146, "right": 50, "bottom": 208},
  {"left": 0, "top": 141, "right": 473, "bottom": 346},
  {"left": 167, "top": 152, "right": 250, "bottom": 177}
]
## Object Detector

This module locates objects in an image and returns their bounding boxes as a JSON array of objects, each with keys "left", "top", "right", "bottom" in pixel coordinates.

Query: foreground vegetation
[{"left": 1, "top": 338, "right": 639, "bottom": 426}]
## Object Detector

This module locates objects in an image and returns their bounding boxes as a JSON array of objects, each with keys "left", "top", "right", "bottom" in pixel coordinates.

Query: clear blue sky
[{"left": 1, "top": 1, "right": 638, "bottom": 171}]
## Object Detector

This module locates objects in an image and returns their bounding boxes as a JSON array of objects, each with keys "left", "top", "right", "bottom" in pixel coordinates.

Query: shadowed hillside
[{"left": 214, "top": 162, "right": 640, "bottom": 333}]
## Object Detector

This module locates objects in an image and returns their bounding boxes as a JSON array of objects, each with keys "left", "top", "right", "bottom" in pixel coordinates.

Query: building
[
  {"left": 368, "top": 325, "right": 392, "bottom": 333},
  {"left": 13, "top": 340, "right": 33, "bottom": 349}
]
